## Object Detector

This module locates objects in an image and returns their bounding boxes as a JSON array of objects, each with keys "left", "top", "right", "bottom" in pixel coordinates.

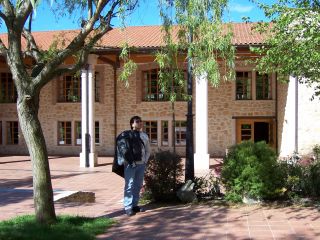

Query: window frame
[
  {"left": 256, "top": 72, "right": 272, "bottom": 100},
  {"left": 144, "top": 120, "right": 158, "bottom": 146},
  {"left": 57, "top": 72, "right": 100, "bottom": 103},
  {"left": 161, "top": 121, "right": 169, "bottom": 146},
  {"left": 142, "top": 69, "right": 186, "bottom": 102},
  {"left": 0, "top": 72, "right": 17, "bottom": 103},
  {"left": 6, "top": 121, "right": 19, "bottom": 145},
  {"left": 58, "top": 121, "right": 72, "bottom": 145},
  {"left": 174, "top": 120, "right": 186, "bottom": 146},
  {"left": 95, "top": 121, "right": 100, "bottom": 145},
  {"left": 235, "top": 71, "right": 252, "bottom": 100},
  {"left": 74, "top": 121, "right": 100, "bottom": 145},
  {"left": 75, "top": 121, "right": 82, "bottom": 145}
]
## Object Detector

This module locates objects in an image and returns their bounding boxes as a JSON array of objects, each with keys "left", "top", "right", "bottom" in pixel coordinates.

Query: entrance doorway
[{"left": 236, "top": 118, "right": 276, "bottom": 149}]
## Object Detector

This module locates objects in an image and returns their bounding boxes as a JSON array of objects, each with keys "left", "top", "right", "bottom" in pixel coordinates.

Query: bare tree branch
[
  {"left": 0, "top": 10, "right": 8, "bottom": 22},
  {"left": 32, "top": 0, "right": 120, "bottom": 88},
  {"left": 34, "top": 49, "right": 90, "bottom": 90},
  {"left": 88, "top": 0, "right": 93, "bottom": 18},
  {"left": 28, "top": 11, "right": 33, "bottom": 31},
  {"left": 2, "top": 0, "right": 14, "bottom": 20},
  {"left": 22, "top": 28, "right": 42, "bottom": 62},
  {"left": 15, "top": 0, "right": 33, "bottom": 29}
]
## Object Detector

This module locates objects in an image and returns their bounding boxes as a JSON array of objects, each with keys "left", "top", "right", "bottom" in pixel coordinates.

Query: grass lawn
[{"left": 0, "top": 215, "right": 115, "bottom": 240}]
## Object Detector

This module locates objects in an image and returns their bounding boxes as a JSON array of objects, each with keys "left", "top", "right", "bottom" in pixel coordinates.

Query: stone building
[{"left": 0, "top": 23, "right": 319, "bottom": 170}]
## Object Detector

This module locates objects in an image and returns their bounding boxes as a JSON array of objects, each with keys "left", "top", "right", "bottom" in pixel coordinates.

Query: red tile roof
[{"left": 0, "top": 22, "right": 266, "bottom": 51}]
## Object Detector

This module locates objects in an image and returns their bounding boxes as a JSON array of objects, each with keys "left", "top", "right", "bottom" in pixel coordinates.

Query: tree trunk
[{"left": 17, "top": 93, "right": 56, "bottom": 224}]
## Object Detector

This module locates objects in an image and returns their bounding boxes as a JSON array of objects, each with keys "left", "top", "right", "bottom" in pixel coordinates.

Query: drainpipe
[
  {"left": 114, "top": 54, "right": 119, "bottom": 149},
  {"left": 275, "top": 73, "right": 278, "bottom": 154},
  {"left": 114, "top": 66, "right": 117, "bottom": 143},
  {"left": 295, "top": 77, "right": 298, "bottom": 153}
]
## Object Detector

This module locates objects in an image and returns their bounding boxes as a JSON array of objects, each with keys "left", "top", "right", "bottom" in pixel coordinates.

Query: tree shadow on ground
[{"left": 98, "top": 202, "right": 317, "bottom": 240}]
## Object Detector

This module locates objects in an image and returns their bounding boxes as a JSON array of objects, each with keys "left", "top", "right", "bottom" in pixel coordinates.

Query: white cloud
[{"left": 229, "top": 3, "right": 254, "bottom": 13}]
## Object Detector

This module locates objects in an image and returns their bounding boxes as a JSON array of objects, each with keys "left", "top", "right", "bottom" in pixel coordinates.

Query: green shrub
[
  {"left": 277, "top": 160, "right": 307, "bottom": 198},
  {"left": 308, "top": 160, "right": 320, "bottom": 196},
  {"left": 313, "top": 144, "right": 320, "bottom": 161},
  {"left": 221, "top": 141, "right": 285, "bottom": 202},
  {"left": 278, "top": 152, "right": 320, "bottom": 199},
  {"left": 144, "top": 150, "right": 183, "bottom": 202}
]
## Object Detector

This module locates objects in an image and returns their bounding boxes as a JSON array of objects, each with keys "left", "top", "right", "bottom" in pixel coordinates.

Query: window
[
  {"left": 236, "top": 71, "right": 252, "bottom": 100},
  {"left": 58, "top": 121, "right": 72, "bottom": 145},
  {"left": 256, "top": 73, "right": 272, "bottom": 100},
  {"left": 175, "top": 121, "right": 186, "bottom": 146},
  {"left": 144, "top": 121, "right": 158, "bottom": 145},
  {"left": 0, "top": 72, "right": 17, "bottom": 103},
  {"left": 58, "top": 75, "right": 81, "bottom": 102},
  {"left": 95, "top": 121, "right": 100, "bottom": 144},
  {"left": 74, "top": 121, "right": 100, "bottom": 145},
  {"left": 57, "top": 72, "right": 100, "bottom": 103},
  {"left": 143, "top": 69, "right": 186, "bottom": 101},
  {"left": 95, "top": 73, "right": 100, "bottom": 102},
  {"left": 6, "top": 121, "right": 18, "bottom": 144},
  {"left": 161, "top": 121, "right": 169, "bottom": 146},
  {"left": 75, "top": 121, "right": 82, "bottom": 145},
  {"left": 240, "top": 124, "right": 252, "bottom": 141}
]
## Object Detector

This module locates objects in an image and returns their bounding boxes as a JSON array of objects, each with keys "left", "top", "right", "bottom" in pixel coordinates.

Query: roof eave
[{"left": 92, "top": 43, "right": 265, "bottom": 54}]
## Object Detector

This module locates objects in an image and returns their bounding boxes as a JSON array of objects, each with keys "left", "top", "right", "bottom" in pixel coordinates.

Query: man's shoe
[
  {"left": 132, "top": 206, "right": 144, "bottom": 213},
  {"left": 125, "top": 209, "right": 136, "bottom": 216}
]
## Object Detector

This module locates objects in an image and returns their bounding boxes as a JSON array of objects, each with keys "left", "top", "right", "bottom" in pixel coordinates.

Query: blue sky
[{"left": 0, "top": 0, "right": 274, "bottom": 33}]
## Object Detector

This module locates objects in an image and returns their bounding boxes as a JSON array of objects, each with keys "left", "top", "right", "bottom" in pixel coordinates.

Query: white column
[
  {"left": 279, "top": 76, "right": 297, "bottom": 157},
  {"left": 194, "top": 73, "right": 210, "bottom": 170},
  {"left": 80, "top": 54, "right": 98, "bottom": 167},
  {"left": 80, "top": 67, "right": 89, "bottom": 167},
  {"left": 88, "top": 64, "right": 97, "bottom": 167}
]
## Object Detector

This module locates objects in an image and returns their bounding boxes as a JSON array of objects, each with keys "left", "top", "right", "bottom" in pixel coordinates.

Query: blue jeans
[{"left": 124, "top": 163, "right": 146, "bottom": 210}]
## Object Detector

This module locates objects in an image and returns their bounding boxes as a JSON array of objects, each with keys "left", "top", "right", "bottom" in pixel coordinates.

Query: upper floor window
[
  {"left": 236, "top": 71, "right": 252, "bottom": 100},
  {"left": 142, "top": 69, "right": 186, "bottom": 101},
  {"left": 0, "top": 72, "right": 17, "bottom": 103},
  {"left": 57, "top": 72, "right": 100, "bottom": 103},
  {"left": 256, "top": 73, "right": 272, "bottom": 100},
  {"left": 6, "top": 121, "right": 18, "bottom": 145},
  {"left": 58, "top": 75, "right": 81, "bottom": 102},
  {"left": 144, "top": 120, "right": 158, "bottom": 145}
]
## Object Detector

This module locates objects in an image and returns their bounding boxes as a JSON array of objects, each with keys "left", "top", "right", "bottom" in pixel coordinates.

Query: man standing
[{"left": 123, "top": 116, "right": 150, "bottom": 216}]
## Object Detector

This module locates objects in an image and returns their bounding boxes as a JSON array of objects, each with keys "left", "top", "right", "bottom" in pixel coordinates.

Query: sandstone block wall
[{"left": 1, "top": 61, "right": 319, "bottom": 159}]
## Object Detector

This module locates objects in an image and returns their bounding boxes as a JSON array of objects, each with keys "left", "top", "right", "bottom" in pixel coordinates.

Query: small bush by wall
[{"left": 144, "top": 150, "right": 183, "bottom": 202}]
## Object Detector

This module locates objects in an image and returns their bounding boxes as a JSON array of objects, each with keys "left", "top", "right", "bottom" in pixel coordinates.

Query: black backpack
[{"left": 112, "top": 130, "right": 144, "bottom": 177}]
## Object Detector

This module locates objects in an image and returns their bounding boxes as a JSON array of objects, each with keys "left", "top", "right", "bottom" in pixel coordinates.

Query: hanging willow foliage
[
  {"left": 155, "top": 0, "right": 235, "bottom": 102},
  {"left": 120, "top": 0, "right": 235, "bottom": 99}
]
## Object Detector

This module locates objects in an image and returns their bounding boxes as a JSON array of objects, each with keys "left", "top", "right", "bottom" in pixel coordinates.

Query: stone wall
[{"left": 1, "top": 60, "right": 319, "bottom": 159}]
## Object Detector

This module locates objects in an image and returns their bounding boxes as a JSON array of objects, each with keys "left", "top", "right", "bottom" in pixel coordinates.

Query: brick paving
[{"left": 1, "top": 155, "right": 320, "bottom": 240}]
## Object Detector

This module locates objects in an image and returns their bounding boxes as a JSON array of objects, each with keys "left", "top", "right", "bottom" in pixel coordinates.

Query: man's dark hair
[{"left": 130, "top": 116, "right": 141, "bottom": 130}]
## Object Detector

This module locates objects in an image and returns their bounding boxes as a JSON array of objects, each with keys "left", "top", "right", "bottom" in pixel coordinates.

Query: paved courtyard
[{"left": 1, "top": 155, "right": 320, "bottom": 239}]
